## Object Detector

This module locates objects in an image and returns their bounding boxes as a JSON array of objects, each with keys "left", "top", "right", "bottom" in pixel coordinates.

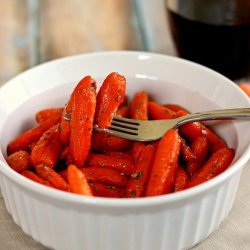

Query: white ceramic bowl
[{"left": 0, "top": 51, "right": 249, "bottom": 250}]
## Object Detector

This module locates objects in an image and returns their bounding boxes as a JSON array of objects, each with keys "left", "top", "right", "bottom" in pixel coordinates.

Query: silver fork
[{"left": 94, "top": 108, "right": 250, "bottom": 141}]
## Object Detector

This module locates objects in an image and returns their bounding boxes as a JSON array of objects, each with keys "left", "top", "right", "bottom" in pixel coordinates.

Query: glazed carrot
[
  {"left": 95, "top": 72, "right": 126, "bottom": 128},
  {"left": 60, "top": 146, "right": 73, "bottom": 165},
  {"left": 238, "top": 82, "right": 250, "bottom": 97},
  {"left": 201, "top": 126, "right": 227, "bottom": 153},
  {"left": 67, "top": 164, "right": 93, "bottom": 196},
  {"left": 100, "top": 135, "right": 131, "bottom": 151},
  {"left": 35, "top": 108, "right": 63, "bottom": 124},
  {"left": 164, "top": 104, "right": 188, "bottom": 113},
  {"left": 186, "top": 136, "right": 208, "bottom": 176},
  {"left": 129, "top": 91, "right": 149, "bottom": 163},
  {"left": 29, "top": 142, "right": 36, "bottom": 152},
  {"left": 58, "top": 169, "right": 68, "bottom": 182},
  {"left": 91, "top": 132, "right": 131, "bottom": 152},
  {"left": 130, "top": 91, "right": 148, "bottom": 120},
  {"left": 7, "top": 116, "right": 61, "bottom": 155},
  {"left": 173, "top": 166, "right": 189, "bottom": 192},
  {"left": 177, "top": 109, "right": 227, "bottom": 152},
  {"left": 148, "top": 101, "right": 176, "bottom": 120},
  {"left": 35, "top": 164, "right": 69, "bottom": 191},
  {"left": 186, "top": 147, "right": 235, "bottom": 188},
  {"left": 60, "top": 146, "right": 70, "bottom": 159},
  {"left": 180, "top": 137, "right": 196, "bottom": 162},
  {"left": 86, "top": 153, "right": 134, "bottom": 174},
  {"left": 80, "top": 167, "right": 128, "bottom": 187},
  {"left": 22, "top": 170, "right": 53, "bottom": 187},
  {"left": 179, "top": 122, "right": 203, "bottom": 141},
  {"left": 60, "top": 76, "right": 93, "bottom": 147},
  {"left": 70, "top": 76, "right": 97, "bottom": 167},
  {"left": 7, "top": 150, "right": 31, "bottom": 172},
  {"left": 31, "top": 125, "right": 62, "bottom": 168},
  {"left": 90, "top": 182, "right": 125, "bottom": 198},
  {"left": 59, "top": 99, "right": 72, "bottom": 145},
  {"left": 104, "top": 151, "right": 132, "bottom": 161},
  {"left": 124, "top": 144, "right": 156, "bottom": 198},
  {"left": 115, "top": 105, "right": 130, "bottom": 118},
  {"left": 177, "top": 110, "right": 203, "bottom": 140},
  {"left": 146, "top": 129, "right": 181, "bottom": 196},
  {"left": 58, "top": 167, "right": 128, "bottom": 187},
  {"left": 131, "top": 142, "right": 145, "bottom": 163}
]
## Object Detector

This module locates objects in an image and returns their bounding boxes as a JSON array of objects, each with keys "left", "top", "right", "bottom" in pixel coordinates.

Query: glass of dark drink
[{"left": 166, "top": 0, "right": 250, "bottom": 80}]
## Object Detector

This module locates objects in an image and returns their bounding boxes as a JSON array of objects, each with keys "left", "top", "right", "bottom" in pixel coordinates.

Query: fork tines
[{"left": 110, "top": 117, "right": 139, "bottom": 135}]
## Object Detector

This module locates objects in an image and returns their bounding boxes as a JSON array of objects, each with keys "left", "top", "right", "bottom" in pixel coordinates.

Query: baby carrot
[
  {"left": 80, "top": 167, "right": 128, "bottom": 187},
  {"left": 164, "top": 104, "right": 188, "bottom": 113},
  {"left": 95, "top": 72, "right": 126, "bottom": 128},
  {"left": 104, "top": 151, "right": 132, "bottom": 161},
  {"left": 177, "top": 109, "right": 227, "bottom": 152},
  {"left": 91, "top": 132, "right": 131, "bottom": 152},
  {"left": 59, "top": 99, "right": 72, "bottom": 145},
  {"left": 131, "top": 142, "right": 145, "bottom": 163},
  {"left": 173, "top": 165, "right": 189, "bottom": 192},
  {"left": 70, "top": 76, "right": 97, "bottom": 167},
  {"left": 201, "top": 126, "right": 227, "bottom": 153},
  {"left": 180, "top": 137, "right": 196, "bottom": 162},
  {"left": 186, "top": 147, "right": 235, "bottom": 188},
  {"left": 146, "top": 129, "right": 181, "bottom": 196},
  {"left": 130, "top": 91, "right": 148, "bottom": 120},
  {"left": 90, "top": 182, "right": 125, "bottom": 198},
  {"left": 186, "top": 136, "right": 208, "bottom": 176},
  {"left": 124, "top": 144, "right": 156, "bottom": 198},
  {"left": 29, "top": 142, "right": 36, "bottom": 152},
  {"left": 177, "top": 110, "right": 203, "bottom": 140},
  {"left": 86, "top": 153, "right": 134, "bottom": 174},
  {"left": 60, "top": 146, "right": 73, "bottom": 165},
  {"left": 22, "top": 170, "right": 53, "bottom": 187},
  {"left": 60, "top": 76, "right": 94, "bottom": 146},
  {"left": 179, "top": 122, "right": 203, "bottom": 141},
  {"left": 58, "top": 169, "right": 68, "bottom": 182},
  {"left": 7, "top": 116, "right": 61, "bottom": 155},
  {"left": 31, "top": 125, "right": 62, "bottom": 168},
  {"left": 129, "top": 91, "right": 149, "bottom": 164},
  {"left": 61, "top": 167, "right": 128, "bottom": 188},
  {"left": 35, "top": 164, "right": 69, "bottom": 191},
  {"left": 238, "top": 82, "right": 250, "bottom": 97},
  {"left": 35, "top": 108, "right": 63, "bottom": 124},
  {"left": 67, "top": 164, "right": 93, "bottom": 196},
  {"left": 115, "top": 105, "right": 130, "bottom": 118},
  {"left": 7, "top": 150, "right": 31, "bottom": 172},
  {"left": 148, "top": 101, "right": 176, "bottom": 120}
]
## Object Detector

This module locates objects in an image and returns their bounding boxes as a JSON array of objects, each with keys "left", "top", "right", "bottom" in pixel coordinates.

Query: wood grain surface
[
  {"left": 39, "top": 0, "right": 143, "bottom": 62},
  {"left": 0, "top": 0, "right": 30, "bottom": 85},
  {"left": 0, "top": 0, "right": 177, "bottom": 86}
]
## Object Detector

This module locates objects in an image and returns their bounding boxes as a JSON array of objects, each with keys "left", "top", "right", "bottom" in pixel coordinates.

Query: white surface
[{"left": 0, "top": 51, "right": 249, "bottom": 250}]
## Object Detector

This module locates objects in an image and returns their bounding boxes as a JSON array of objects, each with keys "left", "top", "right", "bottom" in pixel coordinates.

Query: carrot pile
[{"left": 6, "top": 72, "right": 235, "bottom": 198}]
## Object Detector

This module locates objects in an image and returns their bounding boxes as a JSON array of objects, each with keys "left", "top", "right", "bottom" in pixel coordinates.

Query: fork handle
[{"left": 176, "top": 108, "right": 250, "bottom": 127}]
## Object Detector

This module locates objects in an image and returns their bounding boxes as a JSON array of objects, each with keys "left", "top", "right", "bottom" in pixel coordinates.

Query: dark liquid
[{"left": 167, "top": 9, "right": 250, "bottom": 80}]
